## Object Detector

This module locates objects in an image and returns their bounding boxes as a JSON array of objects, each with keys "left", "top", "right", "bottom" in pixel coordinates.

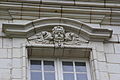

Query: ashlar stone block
[
  {"left": 0, "top": 59, "right": 11, "bottom": 69},
  {"left": 12, "top": 69, "right": 22, "bottom": 79},
  {"left": 13, "top": 48, "right": 22, "bottom": 58},
  {"left": 12, "top": 58, "right": 22, "bottom": 68},
  {"left": 95, "top": 42, "right": 104, "bottom": 52},
  {"left": 106, "top": 54, "right": 120, "bottom": 63},
  {"left": 97, "top": 51, "right": 106, "bottom": 61},
  {"left": 13, "top": 38, "right": 27, "bottom": 48},
  {"left": 114, "top": 43, "right": 120, "bottom": 54},
  {"left": 0, "top": 69, "right": 11, "bottom": 79},
  {"left": 3, "top": 38, "right": 12, "bottom": 48},
  {"left": 7, "top": 49, "right": 12, "bottom": 58},
  {"left": 100, "top": 72, "right": 109, "bottom": 80},
  {"left": 98, "top": 62, "right": 107, "bottom": 72},
  {"left": 0, "top": 49, "right": 8, "bottom": 58},
  {"left": 104, "top": 43, "right": 114, "bottom": 54},
  {"left": 110, "top": 74, "right": 120, "bottom": 80},
  {"left": 107, "top": 63, "right": 120, "bottom": 74}
]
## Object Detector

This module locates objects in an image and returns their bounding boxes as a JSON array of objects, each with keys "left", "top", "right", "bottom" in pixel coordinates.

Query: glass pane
[
  {"left": 44, "top": 72, "right": 55, "bottom": 80},
  {"left": 31, "top": 60, "right": 41, "bottom": 70},
  {"left": 75, "top": 62, "right": 86, "bottom": 72},
  {"left": 76, "top": 74, "right": 88, "bottom": 80},
  {"left": 44, "top": 61, "right": 55, "bottom": 71},
  {"left": 63, "top": 73, "right": 74, "bottom": 80},
  {"left": 62, "top": 61, "right": 73, "bottom": 72},
  {"left": 31, "top": 72, "right": 42, "bottom": 80}
]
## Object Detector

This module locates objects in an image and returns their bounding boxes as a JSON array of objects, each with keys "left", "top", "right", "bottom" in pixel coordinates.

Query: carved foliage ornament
[{"left": 28, "top": 26, "right": 88, "bottom": 46}]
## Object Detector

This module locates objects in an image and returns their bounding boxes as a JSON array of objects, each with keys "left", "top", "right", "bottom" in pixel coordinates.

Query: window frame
[{"left": 29, "top": 58, "right": 91, "bottom": 80}]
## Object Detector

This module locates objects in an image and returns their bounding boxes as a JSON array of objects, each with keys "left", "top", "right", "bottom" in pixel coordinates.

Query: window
[{"left": 30, "top": 59, "right": 91, "bottom": 80}]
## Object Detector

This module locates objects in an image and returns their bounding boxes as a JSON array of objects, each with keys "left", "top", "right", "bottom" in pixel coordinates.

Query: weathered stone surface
[
  {"left": 0, "top": 37, "right": 2, "bottom": 48},
  {"left": 107, "top": 63, "right": 120, "bottom": 73},
  {"left": 97, "top": 51, "right": 106, "bottom": 61},
  {"left": 104, "top": 43, "right": 114, "bottom": 54},
  {"left": 110, "top": 74, "right": 120, "bottom": 80},
  {"left": 98, "top": 62, "right": 107, "bottom": 72},
  {"left": 106, "top": 54, "right": 120, "bottom": 63},
  {"left": 100, "top": 72, "right": 109, "bottom": 80},
  {"left": 3, "top": 38, "right": 12, "bottom": 48},
  {"left": 0, "top": 49, "right": 8, "bottom": 58},
  {"left": 95, "top": 42, "right": 104, "bottom": 52},
  {"left": 0, "top": 59, "right": 11, "bottom": 69},
  {"left": 13, "top": 38, "right": 26, "bottom": 48},
  {"left": 13, "top": 48, "right": 22, "bottom": 58},
  {"left": 12, "top": 58, "right": 22, "bottom": 68},
  {"left": 109, "top": 34, "right": 119, "bottom": 42},
  {"left": 0, "top": 69, "right": 11, "bottom": 80},
  {"left": 114, "top": 43, "right": 120, "bottom": 54},
  {"left": 12, "top": 69, "right": 22, "bottom": 79},
  {"left": 8, "top": 49, "right": 12, "bottom": 58}
]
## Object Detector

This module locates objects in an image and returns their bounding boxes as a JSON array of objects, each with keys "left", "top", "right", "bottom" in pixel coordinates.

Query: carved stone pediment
[
  {"left": 2, "top": 17, "right": 112, "bottom": 41},
  {"left": 28, "top": 26, "right": 88, "bottom": 46}
]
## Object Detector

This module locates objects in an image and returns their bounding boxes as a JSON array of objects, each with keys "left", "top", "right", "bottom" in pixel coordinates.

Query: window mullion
[
  {"left": 55, "top": 59, "right": 58, "bottom": 80},
  {"left": 42, "top": 60, "right": 45, "bottom": 80},
  {"left": 73, "top": 61, "right": 77, "bottom": 80},
  {"left": 86, "top": 61, "right": 91, "bottom": 80},
  {"left": 59, "top": 59, "right": 64, "bottom": 80},
  {"left": 56, "top": 58, "right": 60, "bottom": 80}
]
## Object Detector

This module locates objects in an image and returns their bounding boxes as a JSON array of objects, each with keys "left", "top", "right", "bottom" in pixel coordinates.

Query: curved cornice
[{"left": 2, "top": 17, "right": 112, "bottom": 41}]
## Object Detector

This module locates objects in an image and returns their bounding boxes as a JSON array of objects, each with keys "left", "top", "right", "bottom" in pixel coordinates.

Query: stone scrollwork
[{"left": 28, "top": 26, "right": 88, "bottom": 46}]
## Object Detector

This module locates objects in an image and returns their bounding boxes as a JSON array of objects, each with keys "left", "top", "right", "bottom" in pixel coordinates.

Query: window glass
[
  {"left": 30, "top": 60, "right": 90, "bottom": 80},
  {"left": 44, "top": 72, "right": 55, "bottom": 80},
  {"left": 63, "top": 73, "right": 74, "bottom": 80},
  {"left": 62, "top": 61, "right": 73, "bottom": 72},
  {"left": 76, "top": 74, "right": 88, "bottom": 80},
  {"left": 44, "top": 61, "right": 55, "bottom": 71},
  {"left": 75, "top": 62, "right": 86, "bottom": 72},
  {"left": 31, "top": 72, "right": 42, "bottom": 80},
  {"left": 31, "top": 60, "right": 41, "bottom": 70}
]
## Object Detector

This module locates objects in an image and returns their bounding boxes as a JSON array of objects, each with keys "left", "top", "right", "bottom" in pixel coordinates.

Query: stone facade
[{"left": 0, "top": 0, "right": 120, "bottom": 80}]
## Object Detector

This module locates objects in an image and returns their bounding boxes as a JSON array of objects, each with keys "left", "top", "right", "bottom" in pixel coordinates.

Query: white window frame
[{"left": 29, "top": 58, "right": 91, "bottom": 80}]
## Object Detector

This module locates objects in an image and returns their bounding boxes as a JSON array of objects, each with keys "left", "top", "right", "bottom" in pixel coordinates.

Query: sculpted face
[{"left": 52, "top": 26, "right": 65, "bottom": 42}]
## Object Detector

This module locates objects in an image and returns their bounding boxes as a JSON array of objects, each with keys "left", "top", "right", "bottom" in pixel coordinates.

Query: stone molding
[{"left": 2, "top": 17, "right": 112, "bottom": 41}]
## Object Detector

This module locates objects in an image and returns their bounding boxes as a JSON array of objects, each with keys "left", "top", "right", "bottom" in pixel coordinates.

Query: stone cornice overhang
[{"left": 2, "top": 17, "right": 112, "bottom": 41}]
